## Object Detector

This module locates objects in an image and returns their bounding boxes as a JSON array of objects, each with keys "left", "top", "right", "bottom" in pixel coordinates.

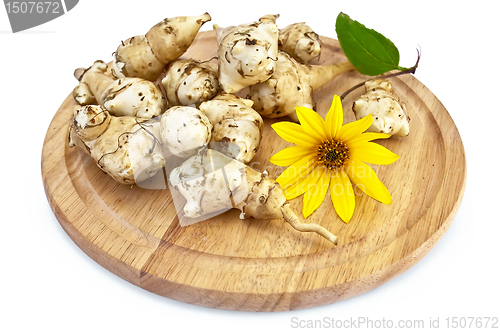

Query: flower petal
[
  {"left": 338, "top": 114, "right": 373, "bottom": 142},
  {"left": 276, "top": 154, "right": 317, "bottom": 189},
  {"left": 330, "top": 169, "right": 355, "bottom": 223},
  {"left": 349, "top": 142, "right": 400, "bottom": 165},
  {"left": 269, "top": 146, "right": 316, "bottom": 167},
  {"left": 345, "top": 159, "right": 392, "bottom": 204},
  {"left": 295, "top": 106, "right": 326, "bottom": 142},
  {"left": 325, "top": 95, "right": 343, "bottom": 140},
  {"left": 302, "top": 168, "right": 330, "bottom": 218},
  {"left": 272, "top": 122, "right": 321, "bottom": 147},
  {"left": 281, "top": 164, "right": 326, "bottom": 200},
  {"left": 347, "top": 132, "right": 391, "bottom": 145}
]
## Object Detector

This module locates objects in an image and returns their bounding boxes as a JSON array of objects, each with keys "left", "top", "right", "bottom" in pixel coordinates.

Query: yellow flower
[{"left": 270, "top": 95, "right": 399, "bottom": 223}]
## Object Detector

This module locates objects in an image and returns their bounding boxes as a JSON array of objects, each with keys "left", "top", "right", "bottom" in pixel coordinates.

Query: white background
[{"left": 1, "top": 1, "right": 498, "bottom": 331}]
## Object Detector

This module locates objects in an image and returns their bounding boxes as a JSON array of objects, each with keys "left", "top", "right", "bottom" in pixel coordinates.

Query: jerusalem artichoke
[
  {"left": 169, "top": 149, "right": 338, "bottom": 244},
  {"left": 112, "top": 13, "right": 212, "bottom": 81},
  {"left": 74, "top": 60, "right": 166, "bottom": 119},
  {"left": 214, "top": 17, "right": 279, "bottom": 93},
  {"left": 352, "top": 79, "right": 410, "bottom": 136},
  {"left": 68, "top": 105, "right": 165, "bottom": 184},
  {"left": 247, "top": 51, "right": 354, "bottom": 122},
  {"left": 278, "top": 22, "right": 321, "bottom": 63},
  {"left": 161, "top": 58, "right": 219, "bottom": 107},
  {"left": 159, "top": 106, "right": 213, "bottom": 158},
  {"left": 198, "top": 94, "right": 263, "bottom": 163}
]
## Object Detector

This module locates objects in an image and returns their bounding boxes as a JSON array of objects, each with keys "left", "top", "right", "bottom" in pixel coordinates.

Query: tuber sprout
[
  {"left": 258, "top": 14, "right": 280, "bottom": 24},
  {"left": 72, "top": 82, "right": 96, "bottom": 106}
]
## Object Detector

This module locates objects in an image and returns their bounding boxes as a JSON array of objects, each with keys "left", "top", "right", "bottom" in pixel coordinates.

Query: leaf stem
[{"left": 340, "top": 47, "right": 421, "bottom": 101}]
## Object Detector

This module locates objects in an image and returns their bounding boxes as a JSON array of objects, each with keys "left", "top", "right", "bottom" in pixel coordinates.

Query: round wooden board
[{"left": 41, "top": 31, "right": 466, "bottom": 311}]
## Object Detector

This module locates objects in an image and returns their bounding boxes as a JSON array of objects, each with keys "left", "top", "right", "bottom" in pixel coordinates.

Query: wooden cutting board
[{"left": 41, "top": 31, "right": 466, "bottom": 311}]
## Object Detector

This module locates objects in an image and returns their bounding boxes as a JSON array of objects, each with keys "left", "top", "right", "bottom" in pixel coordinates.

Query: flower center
[{"left": 317, "top": 139, "right": 349, "bottom": 170}]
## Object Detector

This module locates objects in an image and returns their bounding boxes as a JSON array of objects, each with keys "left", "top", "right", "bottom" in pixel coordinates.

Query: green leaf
[{"left": 335, "top": 13, "right": 408, "bottom": 76}]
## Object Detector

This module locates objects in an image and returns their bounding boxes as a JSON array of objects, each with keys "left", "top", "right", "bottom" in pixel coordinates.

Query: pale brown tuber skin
[
  {"left": 352, "top": 79, "right": 410, "bottom": 136},
  {"left": 278, "top": 22, "right": 321, "bottom": 63},
  {"left": 169, "top": 149, "right": 338, "bottom": 244},
  {"left": 198, "top": 94, "right": 263, "bottom": 163},
  {"left": 214, "top": 16, "right": 279, "bottom": 93},
  {"left": 112, "top": 13, "right": 212, "bottom": 81},
  {"left": 258, "top": 14, "right": 280, "bottom": 24},
  {"left": 247, "top": 51, "right": 354, "bottom": 122},
  {"left": 161, "top": 58, "right": 220, "bottom": 107},
  {"left": 72, "top": 82, "right": 96, "bottom": 106},
  {"left": 75, "top": 60, "right": 166, "bottom": 120},
  {"left": 159, "top": 106, "right": 213, "bottom": 158},
  {"left": 68, "top": 105, "right": 165, "bottom": 185}
]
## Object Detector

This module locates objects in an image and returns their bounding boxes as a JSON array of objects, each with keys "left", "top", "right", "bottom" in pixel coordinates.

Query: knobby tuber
[
  {"left": 199, "top": 94, "right": 263, "bottom": 163},
  {"left": 247, "top": 51, "right": 354, "bottom": 122},
  {"left": 112, "top": 13, "right": 212, "bottom": 81},
  {"left": 278, "top": 22, "right": 321, "bottom": 63},
  {"left": 352, "top": 79, "right": 410, "bottom": 136},
  {"left": 160, "top": 106, "right": 213, "bottom": 158},
  {"left": 74, "top": 60, "right": 166, "bottom": 119},
  {"left": 68, "top": 105, "right": 165, "bottom": 184},
  {"left": 214, "top": 16, "right": 279, "bottom": 93},
  {"left": 161, "top": 58, "right": 220, "bottom": 107},
  {"left": 169, "top": 149, "right": 338, "bottom": 244}
]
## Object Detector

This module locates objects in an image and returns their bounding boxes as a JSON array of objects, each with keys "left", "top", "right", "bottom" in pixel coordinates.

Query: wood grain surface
[{"left": 41, "top": 31, "right": 466, "bottom": 311}]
